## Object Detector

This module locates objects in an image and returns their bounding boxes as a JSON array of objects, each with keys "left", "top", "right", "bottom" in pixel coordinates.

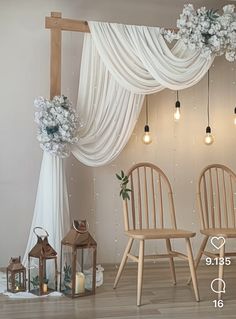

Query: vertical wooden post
[{"left": 50, "top": 12, "right": 62, "bottom": 99}]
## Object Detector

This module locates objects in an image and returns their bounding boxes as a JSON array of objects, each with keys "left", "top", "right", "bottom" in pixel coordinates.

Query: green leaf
[
  {"left": 116, "top": 173, "right": 122, "bottom": 180},
  {"left": 121, "top": 170, "right": 125, "bottom": 178}
]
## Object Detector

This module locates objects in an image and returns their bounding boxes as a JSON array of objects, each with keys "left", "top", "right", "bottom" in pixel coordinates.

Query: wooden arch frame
[{"left": 45, "top": 12, "right": 176, "bottom": 99}]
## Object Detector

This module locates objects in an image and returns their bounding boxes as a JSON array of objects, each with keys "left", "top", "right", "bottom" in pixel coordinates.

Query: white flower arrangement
[
  {"left": 162, "top": 4, "right": 236, "bottom": 61},
  {"left": 34, "top": 95, "right": 79, "bottom": 158}
]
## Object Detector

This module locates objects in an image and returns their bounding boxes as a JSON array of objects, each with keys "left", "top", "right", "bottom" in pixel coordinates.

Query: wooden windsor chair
[
  {"left": 188, "top": 164, "right": 236, "bottom": 300},
  {"left": 113, "top": 163, "right": 199, "bottom": 306}
]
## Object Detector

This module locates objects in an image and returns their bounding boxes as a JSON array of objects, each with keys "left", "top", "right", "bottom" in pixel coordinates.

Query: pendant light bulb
[
  {"left": 234, "top": 107, "right": 236, "bottom": 125},
  {"left": 204, "top": 126, "right": 214, "bottom": 145},
  {"left": 142, "top": 96, "right": 152, "bottom": 145},
  {"left": 142, "top": 125, "right": 152, "bottom": 144},
  {"left": 174, "top": 91, "right": 181, "bottom": 121}
]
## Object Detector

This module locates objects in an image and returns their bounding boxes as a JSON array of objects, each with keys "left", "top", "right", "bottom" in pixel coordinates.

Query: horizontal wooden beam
[
  {"left": 45, "top": 12, "right": 177, "bottom": 34},
  {"left": 45, "top": 13, "right": 90, "bottom": 33}
]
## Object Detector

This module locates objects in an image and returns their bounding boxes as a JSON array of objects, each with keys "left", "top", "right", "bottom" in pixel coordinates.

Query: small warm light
[
  {"left": 204, "top": 126, "right": 214, "bottom": 145},
  {"left": 43, "top": 283, "right": 48, "bottom": 293},
  {"left": 15, "top": 286, "right": 19, "bottom": 291},
  {"left": 234, "top": 107, "right": 236, "bottom": 125},
  {"left": 174, "top": 101, "right": 181, "bottom": 121},
  {"left": 142, "top": 125, "right": 152, "bottom": 144}
]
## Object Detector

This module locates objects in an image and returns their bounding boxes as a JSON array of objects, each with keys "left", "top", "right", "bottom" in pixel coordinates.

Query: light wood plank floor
[{"left": 1, "top": 261, "right": 236, "bottom": 319}]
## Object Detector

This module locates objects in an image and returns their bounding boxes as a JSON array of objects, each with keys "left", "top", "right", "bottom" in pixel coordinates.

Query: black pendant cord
[
  {"left": 207, "top": 70, "right": 210, "bottom": 127},
  {"left": 146, "top": 96, "right": 149, "bottom": 125},
  {"left": 176, "top": 90, "right": 179, "bottom": 101}
]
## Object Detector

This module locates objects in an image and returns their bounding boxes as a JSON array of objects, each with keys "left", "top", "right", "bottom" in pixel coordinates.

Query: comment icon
[{"left": 210, "top": 278, "right": 226, "bottom": 294}]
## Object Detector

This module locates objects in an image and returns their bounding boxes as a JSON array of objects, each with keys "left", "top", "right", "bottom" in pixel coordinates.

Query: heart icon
[{"left": 210, "top": 236, "right": 226, "bottom": 250}]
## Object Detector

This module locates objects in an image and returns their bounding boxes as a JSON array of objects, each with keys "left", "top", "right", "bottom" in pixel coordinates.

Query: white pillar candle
[{"left": 75, "top": 272, "right": 85, "bottom": 294}]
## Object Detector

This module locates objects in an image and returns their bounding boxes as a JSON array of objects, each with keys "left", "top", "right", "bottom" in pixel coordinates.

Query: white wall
[{"left": 0, "top": 0, "right": 234, "bottom": 266}]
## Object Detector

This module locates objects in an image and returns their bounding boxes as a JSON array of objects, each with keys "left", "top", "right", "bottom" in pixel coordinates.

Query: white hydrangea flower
[
  {"left": 163, "top": 4, "right": 236, "bottom": 62},
  {"left": 223, "top": 4, "right": 235, "bottom": 15},
  {"left": 34, "top": 95, "right": 80, "bottom": 157}
]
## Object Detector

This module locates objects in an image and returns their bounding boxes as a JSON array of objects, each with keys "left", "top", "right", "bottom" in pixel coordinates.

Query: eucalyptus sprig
[{"left": 116, "top": 170, "right": 132, "bottom": 200}]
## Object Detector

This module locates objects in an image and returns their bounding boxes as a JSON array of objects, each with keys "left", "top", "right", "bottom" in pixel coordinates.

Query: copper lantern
[
  {"left": 28, "top": 227, "right": 58, "bottom": 295},
  {"left": 60, "top": 220, "right": 97, "bottom": 298},
  {"left": 7, "top": 256, "right": 26, "bottom": 293}
]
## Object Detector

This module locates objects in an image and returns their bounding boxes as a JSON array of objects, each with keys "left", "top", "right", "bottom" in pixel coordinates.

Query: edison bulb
[
  {"left": 142, "top": 132, "right": 152, "bottom": 144},
  {"left": 174, "top": 100, "right": 181, "bottom": 121},
  {"left": 174, "top": 108, "right": 181, "bottom": 121},
  {"left": 204, "top": 126, "right": 214, "bottom": 145},
  {"left": 204, "top": 134, "right": 214, "bottom": 145},
  {"left": 142, "top": 125, "right": 152, "bottom": 144}
]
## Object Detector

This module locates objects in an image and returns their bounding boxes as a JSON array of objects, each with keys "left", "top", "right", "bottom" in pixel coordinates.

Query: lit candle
[
  {"left": 43, "top": 283, "right": 48, "bottom": 293},
  {"left": 15, "top": 286, "right": 19, "bottom": 291},
  {"left": 75, "top": 272, "right": 85, "bottom": 294}
]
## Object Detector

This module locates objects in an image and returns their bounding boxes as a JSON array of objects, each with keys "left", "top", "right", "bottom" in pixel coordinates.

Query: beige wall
[{"left": 0, "top": 0, "right": 234, "bottom": 266}]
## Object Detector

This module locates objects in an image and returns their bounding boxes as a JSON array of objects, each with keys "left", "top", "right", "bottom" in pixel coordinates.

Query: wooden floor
[{"left": 1, "top": 261, "right": 236, "bottom": 319}]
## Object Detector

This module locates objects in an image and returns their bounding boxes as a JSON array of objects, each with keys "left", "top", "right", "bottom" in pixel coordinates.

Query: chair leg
[
  {"left": 185, "top": 238, "right": 200, "bottom": 302},
  {"left": 188, "top": 236, "right": 208, "bottom": 285},
  {"left": 113, "top": 238, "right": 133, "bottom": 289},
  {"left": 218, "top": 241, "right": 225, "bottom": 300},
  {"left": 137, "top": 240, "right": 144, "bottom": 306},
  {"left": 166, "top": 238, "right": 176, "bottom": 285}
]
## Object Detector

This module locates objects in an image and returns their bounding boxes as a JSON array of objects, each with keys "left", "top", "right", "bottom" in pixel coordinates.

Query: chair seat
[
  {"left": 201, "top": 228, "right": 236, "bottom": 238},
  {"left": 125, "top": 228, "right": 195, "bottom": 239}
]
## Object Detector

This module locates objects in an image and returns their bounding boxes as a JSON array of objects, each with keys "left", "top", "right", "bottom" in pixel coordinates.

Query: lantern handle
[
  {"left": 33, "top": 227, "right": 49, "bottom": 238},
  {"left": 72, "top": 220, "right": 89, "bottom": 234}
]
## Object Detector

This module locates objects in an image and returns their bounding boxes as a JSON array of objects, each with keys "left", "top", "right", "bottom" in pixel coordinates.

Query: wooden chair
[
  {"left": 188, "top": 164, "right": 236, "bottom": 299},
  {"left": 113, "top": 163, "right": 199, "bottom": 306}
]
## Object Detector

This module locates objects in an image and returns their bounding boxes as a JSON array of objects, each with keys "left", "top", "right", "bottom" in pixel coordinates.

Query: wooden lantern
[
  {"left": 60, "top": 220, "right": 97, "bottom": 298},
  {"left": 28, "top": 227, "right": 57, "bottom": 295},
  {"left": 7, "top": 256, "right": 26, "bottom": 293}
]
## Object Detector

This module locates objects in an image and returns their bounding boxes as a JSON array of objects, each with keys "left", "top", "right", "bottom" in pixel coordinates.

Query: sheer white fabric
[
  {"left": 72, "top": 34, "right": 144, "bottom": 166},
  {"left": 88, "top": 22, "right": 213, "bottom": 93},
  {"left": 72, "top": 22, "right": 213, "bottom": 166},
  {"left": 23, "top": 152, "right": 70, "bottom": 266}
]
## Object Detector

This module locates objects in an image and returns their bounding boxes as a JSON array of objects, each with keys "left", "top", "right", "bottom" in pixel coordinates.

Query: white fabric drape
[
  {"left": 23, "top": 152, "right": 70, "bottom": 266},
  {"left": 72, "top": 34, "right": 144, "bottom": 166},
  {"left": 72, "top": 22, "right": 213, "bottom": 166},
  {"left": 88, "top": 22, "right": 213, "bottom": 93}
]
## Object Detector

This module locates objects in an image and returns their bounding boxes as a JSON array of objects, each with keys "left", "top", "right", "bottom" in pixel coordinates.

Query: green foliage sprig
[
  {"left": 116, "top": 170, "right": 132, "bottom": 200},
  {"left": 63, "top": 263, "right": 72, "bottom": 288}
]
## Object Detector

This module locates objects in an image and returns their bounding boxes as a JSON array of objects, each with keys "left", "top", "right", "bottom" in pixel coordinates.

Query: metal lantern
[
  {"left": 28, "top": 227, "right": 57, "bottom": 295},
  {"left": 60, "top": 220, "right": 97, "bottom": 298},
  {"left": 7, "top": 256, "right": 26, "bottom": 293}
]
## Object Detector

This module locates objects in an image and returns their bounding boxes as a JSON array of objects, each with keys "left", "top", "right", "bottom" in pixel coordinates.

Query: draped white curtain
[
  {"left": 72, "top": 22, "right": 213, "bottom": 166},
  {"left": 23, "top": 153, "right": 70, "bottom": 266},
  {"left": 23, "top": 21, "right": 214, "bottom": 267}
]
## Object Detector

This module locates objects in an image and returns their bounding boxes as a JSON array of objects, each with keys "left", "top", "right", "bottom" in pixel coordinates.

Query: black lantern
[
  {"left": 28, "top": 227, "right": 58, "bottom": 295},
  {"left": 7, "top": 256, "right": 26, "bottom": 293},
  {"left": 60, "top": 220, "right": 97, "bottom": 298}
]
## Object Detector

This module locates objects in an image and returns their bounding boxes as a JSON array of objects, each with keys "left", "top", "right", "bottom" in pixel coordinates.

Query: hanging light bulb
[
  {"left": 234, "top": 107, "right": 236, "bottom": 125},
  {"left": 142, "top": 96, "right": 152, "bottom": 144},
  {"left": 204, "top": 126, "right": 214, "bottom": 145},
  {"left": 204, "top": 70, "right": 214, "bottom": 146},
  {"left": 142, "top": 125, "right": 152, "bottom": 144},
  {"left": 174, "top": 91, "right": 181, "bottom": 121}
]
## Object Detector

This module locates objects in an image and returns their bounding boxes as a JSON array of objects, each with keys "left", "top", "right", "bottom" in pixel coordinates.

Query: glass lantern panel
[
  {"left": 77, "top": 248, "right": 95, "bottom": 294},
  {"left": 14, "top": 271, "right": 25, "bottom": 290},
  {"left": 60, "top": 245, "right": 73, "bottom": 294},
  {"left": 29, "top": 257, "right": 57, "bottom": 294}
]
